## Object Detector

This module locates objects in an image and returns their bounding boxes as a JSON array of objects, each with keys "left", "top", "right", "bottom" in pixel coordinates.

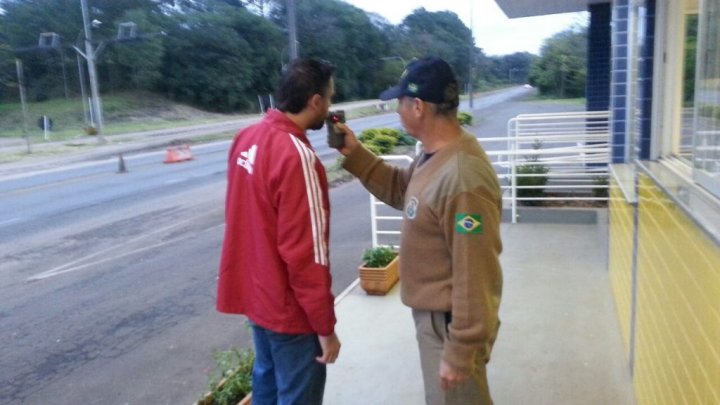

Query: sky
[{"left": 341, "top": 0, "right": 588, "bottom": 56}]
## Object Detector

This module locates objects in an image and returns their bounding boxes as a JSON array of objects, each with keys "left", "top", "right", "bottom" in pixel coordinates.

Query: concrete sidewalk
[{"left": 325, "top": 212, "right": 636, "bottom": 404}]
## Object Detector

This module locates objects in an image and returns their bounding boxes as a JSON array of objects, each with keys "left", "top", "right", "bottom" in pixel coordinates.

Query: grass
[
  {"left": 526, "top": 95, "right": 586, "bottom": 105},
  {"left": 0, "top": 91, "right": 244, "bottom": 141},
  {"left": 0, "top": 91, "right": 414, "bottom": 170}
]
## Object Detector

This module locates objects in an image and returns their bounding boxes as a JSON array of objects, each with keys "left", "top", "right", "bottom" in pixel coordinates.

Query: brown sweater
[{"left": 343, "top": 130, "right": 503, "bottom": 373}]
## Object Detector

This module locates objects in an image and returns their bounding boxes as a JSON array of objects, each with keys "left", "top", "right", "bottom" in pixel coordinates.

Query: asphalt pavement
[{"left": 0, "top": 88, "right": 629, "bottom": 404}]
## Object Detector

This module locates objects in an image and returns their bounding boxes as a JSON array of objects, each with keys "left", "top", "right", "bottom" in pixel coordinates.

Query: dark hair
[
  {"left": 275, "top": 58, "right": 335, "bottom": 114},
  {"left": 430, "top": 81, "right": 460, "bottom": 117}
]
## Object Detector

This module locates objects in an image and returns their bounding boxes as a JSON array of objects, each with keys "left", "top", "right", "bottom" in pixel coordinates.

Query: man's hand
[
  {"left": 333, "top": 122, "right": 359, "bottom": 156},
  {"left": 439, "top": 359, "right": 470, "bottom": 391},
  {"left": 316, "top": 332, "right": 341, "bottom": 364}
]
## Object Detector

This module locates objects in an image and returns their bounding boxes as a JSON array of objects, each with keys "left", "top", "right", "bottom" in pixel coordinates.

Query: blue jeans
[{"left": 250, "top": 322, "right": 326, "bottom": 405}]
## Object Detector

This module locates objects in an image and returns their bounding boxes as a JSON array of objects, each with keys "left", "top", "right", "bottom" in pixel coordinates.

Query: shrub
[
  {"left": 592, "top": 176, "right": 609, "bottom": 198},
  {"left": 359, "top": 128, "right": 402, "bottom": 154},
  {"left": 362, "top": 246, "right": 398, "bottom": 268},
  {"left": 515, "top": 140, "right": 549, "bottom": 205},
  {"left": 457, "top": 112, "right": 473, "bottom": 126},
  {"left": 206, "top": 348, "right": 254, "bottom": 405},
  {"left": 358, "top": 128, "right": 380, "bottom": 143},
  {"left": 369, "top": 134, "right": 398, "bottom": 153},
  {"left": 364, "top": 143, "right": 384, "bottom": 155},
  {"left": 516, "top": 163, "right": 550, "bottom": 202},
  {"left": 396, "top": 131, "right": 417, "bottom": 146},
  {"left": 359, "top": 128, "right": 402, "bottom": 142}
]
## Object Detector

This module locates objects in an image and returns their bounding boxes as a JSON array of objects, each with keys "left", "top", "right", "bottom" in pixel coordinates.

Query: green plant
[
  {"left": 592, "top": 176, "right": 609, "bottom": 198},
  {"left": 369, "top": 134, "right": 398, "bottom": 153},
  {"left": 515, "top": 140, "right": 549, "bottom": 205},
  {"left": 206, "top": 348, "right": 254, "bottom": 405},
  {"left": 362, "top": 246, "right": 398, "bottom": 268},
  {"left": 457, "top": 112, "right": 473, "bottom": 126},
  {"left": 364, "top": 143, "right": 384, "bottom": 155}
]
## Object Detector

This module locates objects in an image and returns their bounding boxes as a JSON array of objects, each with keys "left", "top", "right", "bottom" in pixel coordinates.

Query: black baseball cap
[{"left": 379, "top": 57, "right": 459, "bottom": 107}]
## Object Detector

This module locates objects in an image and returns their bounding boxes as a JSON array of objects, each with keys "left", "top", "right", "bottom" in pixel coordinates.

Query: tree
[
  {"left": 107, "top": 9, "right": 167, "bottom": 91},
  {"left": 397, "top": 8, "right": 473, "bottom": 86},
  {"left": 160, "top": 4, "right": 282, "bottom": 111},
  {"left": 0, "top": 42, "right": 16, "bottom": 101},
  {"left": 529, "top": 26, "right": 587, "bottom": 98},
  {"left": 486, "top": 52, "right": 536, "bottom": 84},
  {"left": 272, "top": 0, "right": 391, "bottom": 101}
]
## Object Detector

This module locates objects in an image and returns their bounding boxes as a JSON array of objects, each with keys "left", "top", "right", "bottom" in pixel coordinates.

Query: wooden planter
[{"left": 358, "top": 255, "right": 399, "bottom": 295}]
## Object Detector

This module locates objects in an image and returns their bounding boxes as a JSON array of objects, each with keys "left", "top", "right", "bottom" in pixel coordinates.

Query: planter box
[{"left": 358, "top": 255, "right": 399, "bottom": 295}]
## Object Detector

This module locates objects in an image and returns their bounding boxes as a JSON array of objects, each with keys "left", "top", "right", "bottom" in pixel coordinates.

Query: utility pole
[
  {"left": 80, "top": 0, "right": 105, "bottom": 143},
  {"left": 286, "top": 0, "right": 298, "bottom": 61},
  {"left": 15, "top": 59, "right": 31, "bottom": 154}
]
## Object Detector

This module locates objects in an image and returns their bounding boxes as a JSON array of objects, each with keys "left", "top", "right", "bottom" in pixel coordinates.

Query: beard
[{"left": 308, "top": 115, "right": 326, "bottom": 131}]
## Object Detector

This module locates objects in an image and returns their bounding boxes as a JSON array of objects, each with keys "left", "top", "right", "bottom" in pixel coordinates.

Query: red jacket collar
[{"left": 265, "top": 109, "right": 307, "bottom": 139}]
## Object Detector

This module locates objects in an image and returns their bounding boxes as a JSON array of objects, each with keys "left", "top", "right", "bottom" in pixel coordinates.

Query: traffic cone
[
  {"left": 164, "top": 147, "right": 179, "bottom": 163},
  {"left": 117, "top": 153, "right": 127, "bottom": 173},
  {"left": 164, "top": 144, "right": 194, "bottom": 163}
]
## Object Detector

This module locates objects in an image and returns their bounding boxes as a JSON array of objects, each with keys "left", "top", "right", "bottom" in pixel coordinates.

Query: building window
[
  {"left": 679, "top": 13, "right": 698, "bottom": 161},
  {"left": 693, "top": 0, "right": 720, "bottom": 197}
]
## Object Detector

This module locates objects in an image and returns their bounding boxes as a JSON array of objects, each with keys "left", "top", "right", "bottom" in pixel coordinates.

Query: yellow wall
[
  {"left": 607, "top": 177, "right": 635, "bottom": 359},
  {"left": 633, "top": 174, "right": 720, "bottom": 405}
]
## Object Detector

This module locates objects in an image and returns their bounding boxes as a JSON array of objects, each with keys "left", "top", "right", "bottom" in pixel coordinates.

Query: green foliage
[
  {"left": 274, "top": 0, "right": 391, "bottom": 101},
  {"left": 208, "top": 348, "right": 254, "bottom": 405},
  {"left": 364, "top": 143, "right": 384, "bottom": 156},
  {"left": 683, "top": 15, "right": 698, "bottom": 105},
  {"left": 529, "top": 26, "right": 587, "bottom": 98},
  {"left": 399, "top": 9, "right": 473, "bottom": 86},
  {"left": 516, "top": 140, "right": 549, "bottom": 205},
  {"left": 161, "top": 6, "right": 281, "bottom": 111},
  {"left": 369, "top": 134, "right": 398, "bottom": 152},
  {"left": 362, "top": 246, "right": 398, "bottom": 268},
  {"left": 516, "top": 163, "right": 550, "bottom": 200},
  {"left": 699, "top": 104, "right": 720, "bottom": 120},
  {"left": 484, "top": 52, "right": 537, "bottom": 85},
  {"left": 592, "top": 176, "right": 609, "bottom": 198},
  {"left": 457, "top": 112, "right": 473, "bottom": 126},
  {"left": 112, "top": 9, "right": 166, "bottom": 89},
  {"left": 358, "top": 128, "right": 400, "bottom": 142},
  {"left": 358, "top": 128, "right": 404, "bottom": 154},
  {"left": 0, "top": 0, "right": 553, "bottom": 109}
]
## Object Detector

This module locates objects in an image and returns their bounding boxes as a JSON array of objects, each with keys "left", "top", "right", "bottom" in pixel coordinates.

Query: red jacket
[{"left": 217, "top": 109, "right": 336, "bottom": 336}]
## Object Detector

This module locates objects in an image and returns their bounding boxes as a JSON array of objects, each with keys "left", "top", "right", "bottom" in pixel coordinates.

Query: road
[{"left": 0, "top": 86, "right": 538, "bottom": 404}]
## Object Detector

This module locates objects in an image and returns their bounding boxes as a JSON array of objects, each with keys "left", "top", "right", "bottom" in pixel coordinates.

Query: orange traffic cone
[{"left": 164, "top": 144, "right": 194, "bottom": 164}]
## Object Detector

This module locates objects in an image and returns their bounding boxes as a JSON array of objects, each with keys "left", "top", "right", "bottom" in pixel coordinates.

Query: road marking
[{"left": 27, "top": 219, "right": 222, "bottom": 282}]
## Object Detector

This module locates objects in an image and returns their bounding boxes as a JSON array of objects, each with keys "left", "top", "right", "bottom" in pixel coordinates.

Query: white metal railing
[
  {"left": 494, "top": 110, "right": 611, "bottom": 223},
  {"left": 367, "top": 110, "right": 612, "bottom": 242}
]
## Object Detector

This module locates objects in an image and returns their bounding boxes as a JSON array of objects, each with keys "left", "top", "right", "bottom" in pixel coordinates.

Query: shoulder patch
[
  {"left": 405, "top": 197, "right": 419, "bottom": 219},
  {"left": 455, "top": 214, "right": 483, "bottom": 234}
]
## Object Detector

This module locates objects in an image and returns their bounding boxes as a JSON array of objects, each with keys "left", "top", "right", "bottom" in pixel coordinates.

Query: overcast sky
[{"left": 341, "top": 0, "right": 588, "bottom": 56}]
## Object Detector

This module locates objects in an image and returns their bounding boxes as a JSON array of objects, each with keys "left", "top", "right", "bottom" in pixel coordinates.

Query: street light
[
  {"left": 38, "top": 33, "right": 69, "bottom": 99},
  {"left": 75, "top": 0, "right": 105, "bottom": 142},
  {"left": 72, "top": 3, "right": 145, "bottom": 142}
]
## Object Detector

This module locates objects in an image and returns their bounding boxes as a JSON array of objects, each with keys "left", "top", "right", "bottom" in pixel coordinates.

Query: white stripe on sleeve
[{"left": 289, "top": 134, "right": 328, "bottom": 266}]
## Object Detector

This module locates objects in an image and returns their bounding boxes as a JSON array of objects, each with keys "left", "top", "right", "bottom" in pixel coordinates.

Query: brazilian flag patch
[{"left": 455, "top": 214, "right": 483, "bottom": 234}]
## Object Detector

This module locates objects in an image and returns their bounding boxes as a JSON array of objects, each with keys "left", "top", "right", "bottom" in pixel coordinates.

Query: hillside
[{"left": 0, "top": 92, "right": 243, "bottom": 141}]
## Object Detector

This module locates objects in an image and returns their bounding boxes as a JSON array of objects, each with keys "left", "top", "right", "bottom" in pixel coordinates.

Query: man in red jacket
[{"left": 217, "top": 58, "right": 341, "bottom": 405}]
